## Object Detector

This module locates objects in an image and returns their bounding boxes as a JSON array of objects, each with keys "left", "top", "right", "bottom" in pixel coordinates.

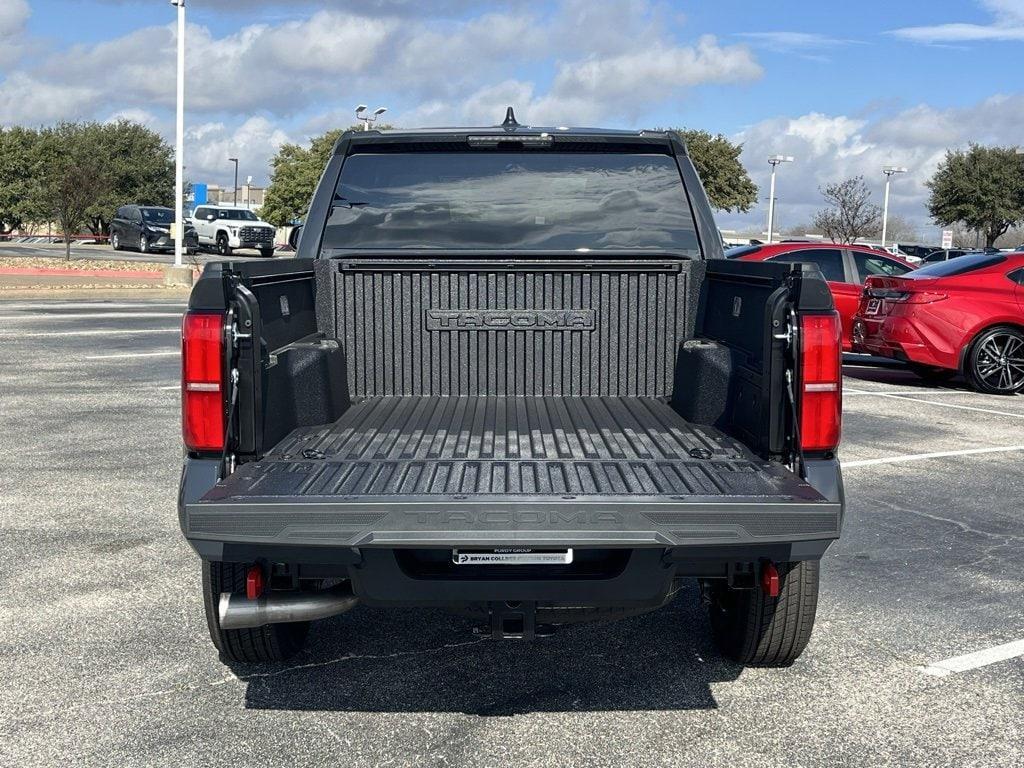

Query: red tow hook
[
  {"left": 760, "top": 561, "right": 780, "bottom": 598},
  {"left": 246, "top": 565, "right": 265, "bottom": 600}
]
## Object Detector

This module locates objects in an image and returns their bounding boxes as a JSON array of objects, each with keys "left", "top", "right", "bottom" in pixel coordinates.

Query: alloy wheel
[{"left": 973, "top": 331, "right": 1024, "bottom": 393}]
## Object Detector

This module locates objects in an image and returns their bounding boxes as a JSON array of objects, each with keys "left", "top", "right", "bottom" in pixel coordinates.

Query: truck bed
[{"left": 185, "top": 397, "right": 840, "bottom": 549}]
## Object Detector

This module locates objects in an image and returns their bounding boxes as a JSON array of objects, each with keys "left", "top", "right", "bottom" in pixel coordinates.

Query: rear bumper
[{"left": 852, "top": 315, "right": 958, "bottom": 369}]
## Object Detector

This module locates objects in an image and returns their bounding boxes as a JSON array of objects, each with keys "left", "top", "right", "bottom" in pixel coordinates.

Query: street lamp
[
  {"left": 881, "top": 166, "right": 908, "bottom": 249},
  {"left": 229, "top": 157, "right": 239, "bottom": 206},
  {"left": 170, "top": 0, "right": 185, "bottom": 267},
  {"left": 766, "top": 155, "right": 794, "bottom": 244},
  {"left": 356, "top": 105, "right": 387, "bottom": 131}
]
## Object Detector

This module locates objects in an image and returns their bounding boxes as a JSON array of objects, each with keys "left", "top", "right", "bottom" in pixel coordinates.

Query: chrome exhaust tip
[{"left": 219, "top": 585, "right": 358, "bottom": 630}]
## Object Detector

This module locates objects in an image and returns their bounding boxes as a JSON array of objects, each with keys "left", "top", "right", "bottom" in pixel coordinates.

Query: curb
[{"left": 0, "top": 267, "right": 163, "bottom": 279}]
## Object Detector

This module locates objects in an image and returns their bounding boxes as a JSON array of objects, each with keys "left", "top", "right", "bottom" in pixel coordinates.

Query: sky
[{"left": 2, "top": 0, "right": 1024, "bottom": 236}]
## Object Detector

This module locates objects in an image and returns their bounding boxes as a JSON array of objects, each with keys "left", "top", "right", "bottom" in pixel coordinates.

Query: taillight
[
  {"left": 799, "top": 312, "right": 842, "bottom": 453},
  {"left": 182, "top": 311, "right": 225, "bottom": 452},
  {"left": 867, "top": 287, "right": 947, "bottom": 304}
]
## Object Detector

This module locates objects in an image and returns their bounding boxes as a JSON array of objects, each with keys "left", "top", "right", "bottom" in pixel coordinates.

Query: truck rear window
[{"left": 322, "top": 151, "right": 700, "bottom": 254}]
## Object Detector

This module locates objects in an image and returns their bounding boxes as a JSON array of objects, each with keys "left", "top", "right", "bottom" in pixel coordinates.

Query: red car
[
  {"left": 852, "top": 252, "right": 1024, "bottom": 394},
  {"left": 727, "top": 243, "right": 915, "bottom": 350}
]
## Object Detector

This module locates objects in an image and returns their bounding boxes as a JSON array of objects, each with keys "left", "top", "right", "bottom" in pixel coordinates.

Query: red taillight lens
[
  {"left": 799, "top": 312, "right": 842, "bottom": 453},
  {"left": 182, "top": 311, "right": 225, "bottom": 452}
]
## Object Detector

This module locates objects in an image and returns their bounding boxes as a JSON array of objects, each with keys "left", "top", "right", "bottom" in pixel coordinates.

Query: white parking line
[
  {"left": 85, "top": 351, "right": 179, "bottom": 360},
  {"left": 843, "top": 390, "right": 1024, "bottom": 419},
  {"left": 920, "top": 639, "right": 1024, "bottom": 677},
  {"left": 0, "top": 302, "right": 186, "bottom": 311},
  {"left": 845, "top": 389, "right": 968, "bottom": 397},
  {"left": 0, "top": 329, "right": 180, "bottom": 339},
  {"left": 6, "top": 312, "right": 183, "bottom": 321},
  {"left": 844, "top": 445, "right": 1024, "bottom": 467}
]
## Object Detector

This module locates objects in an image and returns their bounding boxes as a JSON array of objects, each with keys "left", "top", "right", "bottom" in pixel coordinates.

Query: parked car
[
  {"left": 179, "top": 123, "right": 845, "bottom": 667},
  {"left": 893, "top": 243, "right": 940, "bottom": 263},
  {"left": 921, "top": 248, "right": 973, "bottom": 264},
  {"left": 110, "top": 205, "right": 198, "bottom": 255},
  {"left": 853, "top": 252, "right": 1024, "bottom": 394},
  {"left": 190, "top": 205, "right": 276, "bottom": 257},
  {"left": 726, "top": 242, "right": 915, "bottom": 350}
]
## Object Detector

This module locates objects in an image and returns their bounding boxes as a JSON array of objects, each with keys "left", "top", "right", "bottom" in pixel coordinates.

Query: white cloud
[
  {"left": 0, "top": 0, "right": 30, "bottom": 70},
  {"left": 890, "top": 0, "right": 1024, "bottom": 43},
  {"left": 0, "top": 73, "right": 98, "bottom": 126},
  {"left": 736, "top": 31, "right": 863, "bottom": 53},
  {"left": 390, "top": 35, "right": 762, "bottom": 128},
  {"left": 725, "top": 94, "right": 1024, "bottom": 233},
  {"left": 185, "top": 117, "right": 292, "bottom": 185}
]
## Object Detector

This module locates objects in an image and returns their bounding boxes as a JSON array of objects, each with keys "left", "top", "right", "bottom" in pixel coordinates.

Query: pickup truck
[
  {"left": 190, "top": 205, "right": 277, "bottom": 258},
  {"left": 178, "top": 116, "right": 844, "bottom": 668}
]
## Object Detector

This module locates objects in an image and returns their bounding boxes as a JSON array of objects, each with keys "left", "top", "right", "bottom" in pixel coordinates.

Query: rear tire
[
  {"left": 110, "top": 231, "right": 121, "bottom": 251},
  {"left": 965, "top": 326, "right": 1024, "bottom": 395},
  {"left": 202, "top": 561, "right": 309, "bottom": 664},
  {"left": 707, "top": 560, "right": 819, "bottom": 667}
]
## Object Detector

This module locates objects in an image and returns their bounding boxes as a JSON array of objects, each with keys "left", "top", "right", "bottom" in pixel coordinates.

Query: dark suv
[{"left": 110, "top": 205, "right": 198, "bottom": 255}]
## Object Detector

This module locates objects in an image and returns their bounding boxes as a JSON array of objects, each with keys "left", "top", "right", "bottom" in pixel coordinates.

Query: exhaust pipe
[{"left": 219, "top": 585, "right": 358, "bottom": 630}]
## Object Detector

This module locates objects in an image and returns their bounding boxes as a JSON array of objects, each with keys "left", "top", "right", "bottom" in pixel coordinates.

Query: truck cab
[{"left": 178, "top": 117, "right": 844, "bottom": 668}]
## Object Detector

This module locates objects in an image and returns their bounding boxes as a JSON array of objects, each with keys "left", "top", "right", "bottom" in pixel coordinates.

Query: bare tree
[
  {"left": 881, "top": 213, "right": 920, "bottom": 244},
  {"left": 812, "top": 176, "right": 882, "bottom": 244}
]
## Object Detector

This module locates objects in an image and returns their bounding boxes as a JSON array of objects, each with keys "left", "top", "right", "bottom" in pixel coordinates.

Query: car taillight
[
  {"left": 182, "top": 311, "right": 225, "bottom": 452},
  {"left": 799, "top": 312, "right": 842, "bottom": 453},
  {"left": 867, "top": 287, "right": 948, "bottom": 304}
]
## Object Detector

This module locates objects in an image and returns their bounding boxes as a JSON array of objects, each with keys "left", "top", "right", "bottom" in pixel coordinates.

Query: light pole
[
  {"left": 170, "top": 0, "right": 185, "bottom": 267},
  {"left": 881, "top": 166, "right": 908, "bottom": 249},
  {"left": 766, "top": 155, "right": 794, "bottom": 244},
  {"left": 229, "top": 157, "right": 239, "bottom": 206},
  {"left": 355, "top": 105, "right": 387, "bottom": 131}
]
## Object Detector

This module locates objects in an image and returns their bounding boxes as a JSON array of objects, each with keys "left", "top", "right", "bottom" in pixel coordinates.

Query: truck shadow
[{"left": 235, "top": 586, "right": 743, "bottom": 714}]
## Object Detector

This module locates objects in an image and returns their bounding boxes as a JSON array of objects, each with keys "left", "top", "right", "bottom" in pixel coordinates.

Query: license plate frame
[{"left": 452, "top": 548, "right": 574, "bottom": 565}]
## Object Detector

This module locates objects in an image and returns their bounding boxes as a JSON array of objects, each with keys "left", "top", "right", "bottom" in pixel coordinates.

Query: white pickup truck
[{"left": 190, "top": 205, "right": 277, "bottom": 257}]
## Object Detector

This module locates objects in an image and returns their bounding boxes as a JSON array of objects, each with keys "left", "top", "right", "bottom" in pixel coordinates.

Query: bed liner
[{"left": 184, "top": 397, "right": 840, "bottom": 549}]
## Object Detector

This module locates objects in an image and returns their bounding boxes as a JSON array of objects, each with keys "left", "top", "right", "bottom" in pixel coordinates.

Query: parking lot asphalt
[
  {"left": 0, "top": 242, "right": 273, "bottom": 264},
  {"left": 1, "top": 298, "right": 1021, "bottom": 768}
]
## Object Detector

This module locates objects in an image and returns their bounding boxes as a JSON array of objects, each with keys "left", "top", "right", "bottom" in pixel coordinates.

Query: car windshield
[
  {"left": 322, "top": 151, "right": 700, "bottom": 255},
  {"left": 140, "top": 208, "right": 174, "bottom": 224},
  {"left": 217, "top": 209, "right": 258, "bottom": 221},
  {"left": 908, "top": 252, "right": 1007, "bottom": 278}
]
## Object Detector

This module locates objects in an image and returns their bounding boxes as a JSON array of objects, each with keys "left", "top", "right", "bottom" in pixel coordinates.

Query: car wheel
[
  {"left": 216, "top": 232, "right": 232, "bottom": 257},
  {"left": 966, "top": 326, "right": 1024, "bottom": 395},
  {"left": 707, "top": 560, "right": 819, "bottom": 667},
  {"left": 110, "top": 231, "right": 121, "bottom": 251},
  {"left": 908, "top": 363, "right": 957, "bottom": 383},
  {"left": 202, "top": 561, "right": 309, "bottom": 665},
  {"left": 139, "top": 235, "right": 149, "bottom": 254},
  {"left": 259, "top": 248, "right": 275, "bottom": 258}
]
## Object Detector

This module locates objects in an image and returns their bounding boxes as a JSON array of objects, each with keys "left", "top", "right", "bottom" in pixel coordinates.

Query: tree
[
  {"left": 84, "top": 121, "right": 174, "bottom": 235},
  {"left": 0, "top": 127, "right": 46, "bottom": 233},
  {"left": 927, "top": 144, "right": 1024, "bottom": 248},
  {"left": 673, "top": 129, "right": 758, "bottom": 212},
  {"left": 35, "top": 124, "right": 112, "bottom": 259},
  {"left": 881, "top": 213, "right": 920, "bottom": 244},
  {"left": 262, "top": 124, "right": 390, "bottom": 227},
  {"left": 812, "top": 176, "right": 882, "bottom": 244}
]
